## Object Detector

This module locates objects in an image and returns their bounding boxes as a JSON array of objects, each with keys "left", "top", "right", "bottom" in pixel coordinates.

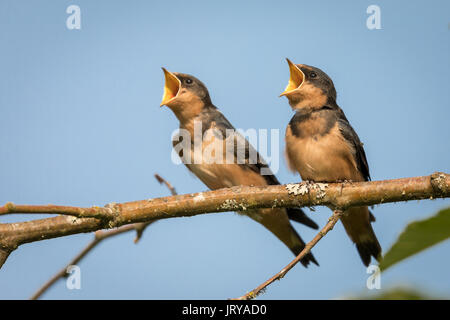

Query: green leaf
[
  {"left": 346, "top": 286, "right": 443, "bottom": 300},
  {"left": 379, "top": 207, "right": 450, "bottom": 272}
]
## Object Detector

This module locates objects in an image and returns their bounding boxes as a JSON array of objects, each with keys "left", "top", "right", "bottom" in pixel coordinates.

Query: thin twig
[
  {"left": 234, "top": 210, "right": 345, "bottom": 300},
  {"left": 0, "top": 248, "right": 11, "bottom": 269},
  {"left": 29, "top": 173, "right": 177, "bottom": 299},
  {"left": 154, "top": 174, "right": 177, "bottom": 196},
  {"left": 29, "top": 225, "right": 136, "bottom": 300},
  {"left": 0, "top": 203, "right": 116, "bottom": 219}
]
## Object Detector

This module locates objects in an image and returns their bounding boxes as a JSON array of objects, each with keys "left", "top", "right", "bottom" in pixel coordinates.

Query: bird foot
[
  {"left": 302, "top": 180, "right": 316, "bottom": 193},
  {"left": 337, "top": 179, "right": 354, "bottom": 184},
  {"left": 337, "top": 179, "right": 353, "bottom": 194}
]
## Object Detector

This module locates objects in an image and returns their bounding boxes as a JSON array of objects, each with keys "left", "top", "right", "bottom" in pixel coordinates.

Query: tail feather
[
  {"left": 355, "top": 212, "right": 381, "bottom": 267},
  {"left": 286, "top": 208, "right": 319, "bottom": 229},
  {"left": 341, "top": 207, "right": 382, "bottom": 266},
  {"left": 356, "top": 239, "right": 382, "bottom": 267}
]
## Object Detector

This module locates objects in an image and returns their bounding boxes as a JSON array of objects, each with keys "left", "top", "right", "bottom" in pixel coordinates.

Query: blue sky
[{"left": 0, "top": 0, "right": 449, "bottom": 299}]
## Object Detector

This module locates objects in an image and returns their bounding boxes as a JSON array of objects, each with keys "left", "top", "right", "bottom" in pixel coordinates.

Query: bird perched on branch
[
  {"left": 160, "top": 68, "right": 319, "bottom": 267},
  {"left": 280, "top": 59, "right": 381, "bottom": 266}
]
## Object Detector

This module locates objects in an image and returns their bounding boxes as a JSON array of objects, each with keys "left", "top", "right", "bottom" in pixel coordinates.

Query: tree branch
[{"left": 0, "top": 173, "right": 448, "bottom": 270}]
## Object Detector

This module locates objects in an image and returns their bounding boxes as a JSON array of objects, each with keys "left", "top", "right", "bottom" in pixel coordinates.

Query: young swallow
[
  {"left": 280, "top": 59, "right": 381, "bottom": 266},
  {"left": 160, "top": 68, "right": 319, "bottom": 266}
]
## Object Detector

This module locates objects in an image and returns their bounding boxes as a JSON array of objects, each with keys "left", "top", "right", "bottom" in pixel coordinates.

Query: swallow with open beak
[
  {"left": 280, "top": 59, "right": 381, "bottom": 266},
  {"left": 160, "top": 68, "right": 319, "bottom": 266}
]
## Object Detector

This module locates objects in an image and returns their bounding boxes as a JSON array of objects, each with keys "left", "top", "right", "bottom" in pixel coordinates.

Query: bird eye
[
  {"left": 185, "top": 78, "right": 193, "bottom": 84},
  {"left": 310, "top": 72, "right": 317, "bottom": 78}
]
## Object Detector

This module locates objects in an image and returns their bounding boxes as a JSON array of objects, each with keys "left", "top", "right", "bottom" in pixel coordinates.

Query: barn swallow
[
  {"left": 160, "top": 68, "right": 319, "bottom": 266},
  {"left": 280, "top": 59, "right": 381, "bottom": 266}
]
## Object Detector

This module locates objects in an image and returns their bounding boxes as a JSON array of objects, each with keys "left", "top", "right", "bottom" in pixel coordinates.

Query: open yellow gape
[
  {"left": 160, "top": 68, "right": 181, "bottom": 106},
  {"left": 280, "top": 58, "right": 305, "bottom": 96}
]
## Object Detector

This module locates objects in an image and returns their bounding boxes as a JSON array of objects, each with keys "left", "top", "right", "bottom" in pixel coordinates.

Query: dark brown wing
[{"left": 334, "top": 107, "right": 371, "bottom": 181}]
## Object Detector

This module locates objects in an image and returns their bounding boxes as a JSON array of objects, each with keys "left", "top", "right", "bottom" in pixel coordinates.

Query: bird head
[
  {"left": 280, "top": 59, "right": 336, "bottom": 110},
  {"left": 160, "top": 68, "right": 212, "bottom": 123},
  {"left": 160, "top": 68, "right": 211, "bottom": 108}
]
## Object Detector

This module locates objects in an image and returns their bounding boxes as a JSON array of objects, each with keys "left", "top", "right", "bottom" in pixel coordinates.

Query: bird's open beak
[
  {"left": 279, "top": 58, "right": 305, "bottom": 97},
  {"left": 160, "top": 68, "right": 181, "bottom": 106}
]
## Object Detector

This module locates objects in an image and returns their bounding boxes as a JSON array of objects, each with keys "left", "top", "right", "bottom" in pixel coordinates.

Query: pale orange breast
[{"left": 285, "top": 123, "right": 363, "bottom": 182}]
